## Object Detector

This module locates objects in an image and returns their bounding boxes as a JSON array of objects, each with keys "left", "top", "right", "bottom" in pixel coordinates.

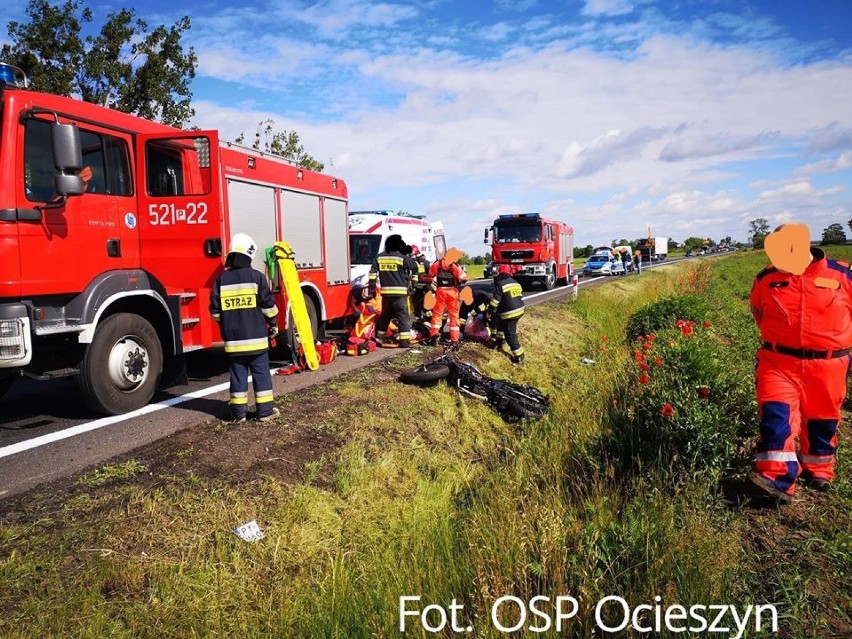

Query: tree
[
  {"left": 235, "top": 119, "right": 325, "bottom": 172},
  {"left": 2, "top": 0, "right": 197, "bottom": 127},
  {"left": 821, "top": 223, "right": 847, "bottom": 246},
  {"left": 749, "top": 218, "right": 770, "bottom": 248},
  {"left": 720, "top": 235, "right": 732, "bottom": 245},
  {"left": 682, "top": 236, "right": 706, "bottom": 252}
]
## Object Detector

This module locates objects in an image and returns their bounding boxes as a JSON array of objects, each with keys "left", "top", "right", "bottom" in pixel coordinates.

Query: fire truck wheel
[
  {"left": 543, "top": 265, "right": 556, "bottom": 290},
  {"left": 77, "top": 313, "right": 162, "bottom": 415},
  {"left": 286, "top": 296, "right": 319, "bottom": 361}
]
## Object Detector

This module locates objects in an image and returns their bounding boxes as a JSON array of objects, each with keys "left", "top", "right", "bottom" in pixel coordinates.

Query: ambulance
[{"left": 348, "top": 210, "right": 446, "bottom": 286}]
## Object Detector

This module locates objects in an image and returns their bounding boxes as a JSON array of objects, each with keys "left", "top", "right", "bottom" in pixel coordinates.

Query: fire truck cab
[
  {"left": 485, "top": 213, "right": 574, "bottom": 290},
  {"left": 0, "top": 63, "right": 350, "bottom": 414}
]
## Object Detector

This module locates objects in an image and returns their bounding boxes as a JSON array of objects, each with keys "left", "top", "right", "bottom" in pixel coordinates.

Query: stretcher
[{"left": 273, "top": 241, "right": 319, "bottom": 371}]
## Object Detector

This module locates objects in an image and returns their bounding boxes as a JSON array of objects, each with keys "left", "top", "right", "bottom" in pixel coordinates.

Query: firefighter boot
[{"left": 258, "top": 407, "right": 281, "bottom": 422}]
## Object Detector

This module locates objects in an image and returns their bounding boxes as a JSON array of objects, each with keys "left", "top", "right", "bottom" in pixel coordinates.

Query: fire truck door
[
  {"left": 17, "top": 118, "right": 141, "bottom": 295},
  {"left": 135, "top": 131, "right": 222, "bottom": 290}
]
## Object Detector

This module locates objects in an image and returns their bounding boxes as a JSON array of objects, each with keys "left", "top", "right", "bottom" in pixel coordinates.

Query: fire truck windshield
[
  {"left": 494, "top": 223, "right": 542, "bottom": 244},
  {"left": 350, "top": 234, "right": 382, "bottom": 265}
]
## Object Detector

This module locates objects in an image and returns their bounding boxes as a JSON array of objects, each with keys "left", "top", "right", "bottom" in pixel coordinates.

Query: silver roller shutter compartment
[
  {"left": 280, "top": 190, "right": 323, "bottom": 269},
  {"left": 226, "top": 180, "right": 277, "bottom": 263}
]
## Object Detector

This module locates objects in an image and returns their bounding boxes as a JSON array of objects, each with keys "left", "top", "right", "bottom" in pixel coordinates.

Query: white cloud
[
  {"left": 582, "top": 0, "right": 634, "bottom": 18},
  {"left": 183, "top": 2, "right": 852, "bottom": 253},
  {"left": 795, "top": 151, "right": 852, "bottom": 176}
]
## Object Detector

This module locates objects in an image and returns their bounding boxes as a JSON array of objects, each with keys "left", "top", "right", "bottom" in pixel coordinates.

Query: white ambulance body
[{"left": 348, "top": 210, "right": 446, "bottom": 285}]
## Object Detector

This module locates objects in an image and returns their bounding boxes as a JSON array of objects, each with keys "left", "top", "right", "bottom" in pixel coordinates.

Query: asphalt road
[{"left": 0, "top": 260, "right": 676, "bottom": 500}]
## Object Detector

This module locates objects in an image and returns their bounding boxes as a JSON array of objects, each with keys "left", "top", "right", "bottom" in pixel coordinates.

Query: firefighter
[
  {"left": 428, "top": 247, "right": 468, "bottom": 344},
  {"left": 370, "top": 234, "right": 418, "bottom": 347},
  {"left": 748, "top": 223, "right": 852, "bottom": 503},
  {"left": 489, "top": 264, "right": 525, "bottom": 364},
  {"left": 210, "top": 233, "right": 280, "bottom": 423}
]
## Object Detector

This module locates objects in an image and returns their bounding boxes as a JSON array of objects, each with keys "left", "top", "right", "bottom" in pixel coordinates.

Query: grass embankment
[{"left": 1, "top": 251, "right": 850, "bottom": 638}]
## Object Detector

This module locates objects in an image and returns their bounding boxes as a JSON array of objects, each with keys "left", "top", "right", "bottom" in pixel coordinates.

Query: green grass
[
  {"left": 1, "top": 248, "right": 849, "bottom": 637},
  {"left": 464, "top": 263, "right": 485, "bottom": 279}
]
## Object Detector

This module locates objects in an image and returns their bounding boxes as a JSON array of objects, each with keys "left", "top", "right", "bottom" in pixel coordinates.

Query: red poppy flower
[
  {"left": 703, "top": 321, "right": 712, "bottom": 329},
  {"left": 688, "top": 320, "right": 696, "bottom": 327},
  {"left": 681, "top": 325, "right": 693, "bottom": 337},
  {"left": 601, "top": 335, "right": 609, "bottom": 342},
  {"left": 639, "top": 363, "right": 651, "bottom": 371},
  {"left": 661, "top": 403, "right": 675, "bottom": 419},
  {"left": 654, "top": 356, "right": 663, "bottom": 366},
  {"left": 599, "top": 345, "right": 606, "bottom": 352},
  {"left": 676, "top": 319, "right": 686, "bottom": 327},
  {"left": 647, "top": 334, "right": 656, "bottom": 342},
  {"left": 698, "top": 386, "right": 710, "bottom": 399},
  {"left": 643, "top": 342, "right": 653, "bottom": 350},
  {"left": 639, "top": 374, "right": 650, "bottom": 385},
  {"left": 634, "top": 350, "right": 646, "bottom": 363}
]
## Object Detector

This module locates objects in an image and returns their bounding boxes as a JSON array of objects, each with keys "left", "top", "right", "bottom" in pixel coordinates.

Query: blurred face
[{"left": 765, "top": 224, "right": 811, "bottom": 275}]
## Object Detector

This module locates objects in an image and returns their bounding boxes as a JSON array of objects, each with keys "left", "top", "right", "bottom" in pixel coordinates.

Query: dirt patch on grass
[{"left": 0, "top": 384, "right": 345, "bottom": 524}]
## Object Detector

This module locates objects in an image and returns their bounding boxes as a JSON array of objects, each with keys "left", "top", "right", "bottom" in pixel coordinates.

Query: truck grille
[
  {"left": 500, "top": 250, "right": 534, "bottom": 260},
  {"left": 0, "top": 319, "right": 25, "bottom": 361}
]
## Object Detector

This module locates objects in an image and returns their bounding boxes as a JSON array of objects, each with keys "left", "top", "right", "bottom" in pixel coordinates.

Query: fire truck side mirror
[
  {"left": 51, "top": 122, "right": 85, "bottom": 197},
  {"left": 52, "top": 122, "right": 82, "bottom": 172},
  {"left": 484, "top": 227, "right": 490, "bottom": 244}
]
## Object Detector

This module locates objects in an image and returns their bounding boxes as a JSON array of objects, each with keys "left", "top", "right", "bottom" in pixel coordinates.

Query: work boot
[
  {"left": 747, "top": 473, "right": 793, "bottom": 505},
  {"left": 800, "top": 472, "right": 831, "bottom": 492},
  {"left": 257, "top": 407, "right": 281, "bottom": 422},
  {"left": 511, "top": 354, "right": 525, "bottom": 366},
  {"left": 229, "top": 415, "right": 247, "bottom": 425}
]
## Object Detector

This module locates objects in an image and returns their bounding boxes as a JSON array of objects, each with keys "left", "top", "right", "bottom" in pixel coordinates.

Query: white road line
[{"left": 0, "top": 378, "right": 235, "bottom": 459}]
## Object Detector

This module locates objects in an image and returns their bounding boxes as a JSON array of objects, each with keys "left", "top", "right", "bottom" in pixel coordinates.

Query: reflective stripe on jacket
[
  {"left": 210, "top": 265, "right": 278, "bottom": 356},
  {"left": 491, "top": 274, "right": 525, "bottom": 320},
  {"left": 369, "top": 251, "right": 418, "bottom": 296}
]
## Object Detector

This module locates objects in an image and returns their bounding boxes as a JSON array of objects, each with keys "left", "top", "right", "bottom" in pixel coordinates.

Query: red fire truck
[
  {"left": 484, "top": 213, "right": 574, "bottom": 290},
  {"left": 0, "top": 63, "right": 350, "bottom": 414}
]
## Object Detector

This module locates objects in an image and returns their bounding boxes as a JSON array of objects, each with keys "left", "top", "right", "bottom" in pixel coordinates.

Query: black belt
[{"left": 763, "top": 342, "right": 850, "bottom": 359}]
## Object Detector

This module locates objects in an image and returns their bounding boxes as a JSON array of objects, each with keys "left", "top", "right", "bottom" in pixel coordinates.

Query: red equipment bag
[
  {"left": 463, "top": 316, "right": 491, "bottom": 343},
  {"left": 316, "top": 339, "right": 339, "bottom": 365},
  {"left": 346, "top": 337, "right": 377, "bottom": 356}
]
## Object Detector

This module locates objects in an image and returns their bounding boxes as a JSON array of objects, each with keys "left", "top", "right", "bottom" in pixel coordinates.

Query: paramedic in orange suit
[
  {"left": 748, "top": 223, "right": 852, "bottom": 503},
  {"left": 428, "top": 247, "right": 468, "bottom": 344}
]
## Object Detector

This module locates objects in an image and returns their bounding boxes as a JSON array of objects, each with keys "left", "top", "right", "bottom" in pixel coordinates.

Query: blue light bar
[
  {"left": 0, "top": 63, "right": 27, "bottom": 88},
  {"left": 498, "top": 213, "right": 541, "bottom": 220}
]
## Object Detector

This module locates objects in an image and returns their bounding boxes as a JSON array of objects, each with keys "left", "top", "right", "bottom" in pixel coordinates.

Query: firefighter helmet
[
  {"left": 229, "top": 233, "right": 258, "bottom": 260},
  {"left": 497, "top": 264, "right": 513, "bottom": 276}
]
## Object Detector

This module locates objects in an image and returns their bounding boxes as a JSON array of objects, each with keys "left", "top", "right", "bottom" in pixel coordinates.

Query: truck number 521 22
[{"left": 148, "top": 202, "right": 208, "bottom": 226}]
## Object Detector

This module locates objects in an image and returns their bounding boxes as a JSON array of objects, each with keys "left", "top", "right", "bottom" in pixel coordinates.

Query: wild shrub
[
  {"left": 604, "top": 316, "right": 757, "bottom": 481},
  {"left": 624, "top": 295, "right": 709, "bottom": 342}
]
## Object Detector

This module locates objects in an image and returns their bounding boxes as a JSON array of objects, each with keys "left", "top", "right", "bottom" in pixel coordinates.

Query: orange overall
[
  {"left": 749, "top": 248, "right": 852, "bottom": 494},
  {"left": 428, "top": 259, "right": 467, "bottom": 343}
]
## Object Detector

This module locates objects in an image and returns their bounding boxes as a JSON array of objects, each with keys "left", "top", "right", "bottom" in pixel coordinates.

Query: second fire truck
[{"left": 485, "top": 213, "right": 574, "bottom": 290}]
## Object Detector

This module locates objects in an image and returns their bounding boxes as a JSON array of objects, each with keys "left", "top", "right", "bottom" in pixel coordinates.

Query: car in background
[
  {"left": 483, "top": 261, "right": 495, "bottom": 278},
  {"left": 582, "top": 253, "right": 614, "bottom": 277}
]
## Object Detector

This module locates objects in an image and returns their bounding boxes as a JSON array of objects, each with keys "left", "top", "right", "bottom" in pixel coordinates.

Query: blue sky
[{"left": 4, "top": 0, "right": 851, "bottom": 254}]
